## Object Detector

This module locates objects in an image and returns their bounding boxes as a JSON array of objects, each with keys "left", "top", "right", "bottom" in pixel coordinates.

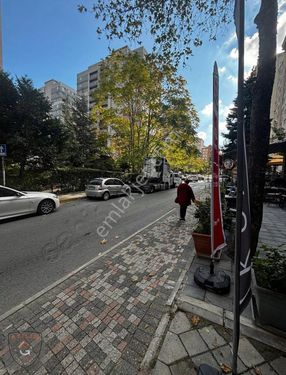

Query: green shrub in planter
[
  {"left": 192, "top": 198, "right": 216, "bottom": 258},
  {"left": 252, "top": 244, "right": 286, "bottom": 331},
  {"left": 193, "top": 197, "right": 211, "bottom": 235},
  {"left": 253, "top": 245, "right": 286, "bottom": 294}
]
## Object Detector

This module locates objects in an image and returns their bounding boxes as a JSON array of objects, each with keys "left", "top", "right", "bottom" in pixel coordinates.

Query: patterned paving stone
[
  {"left": 180, "top": 330, "right": 208, "bottom": 357},
  {"left": 152, "top": 360, "right": 172, "bottom": 375},
  {"left": 212, "top": 344, "right": 247, "bottom": 374},
  {"left": 169, "top": 358, "right": 195, "bottom": 375},
  {"left": 191, "top": 352, "right": 220, "bottom": 370},
  {"left": 158, "top": 332, "right": 188, "bottom": 366},
  {"left": 110, "top": 359, "right": 138, "bottom": 375},
  {"left": 198, "top": 326, "right": 226, "bottom": 350},
  {"left": 169, "top": 312, "right": 191, "bottom": 335},
  {"left": 238, "top": 338, "right": 265, "bottom": 368},
  {"left": 250, "top": 363, "right": 278, "bottom": 375},
  {"left": 270, "top": 356, "right": 286, "bottom": 375}
]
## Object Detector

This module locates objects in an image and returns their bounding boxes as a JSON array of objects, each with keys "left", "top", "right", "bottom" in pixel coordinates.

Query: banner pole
[{"left": 233, "top": 0, "right": 245, "bottom": 374}]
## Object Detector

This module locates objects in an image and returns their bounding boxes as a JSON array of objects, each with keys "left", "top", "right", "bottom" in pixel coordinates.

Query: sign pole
[{"left": 1, "top": 156, "right": 5, "bottom": 186}]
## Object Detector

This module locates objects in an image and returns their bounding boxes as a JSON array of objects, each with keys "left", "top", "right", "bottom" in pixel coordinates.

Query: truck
[{"left": 131, "top": 157, "right": 175, "bottom": 193}]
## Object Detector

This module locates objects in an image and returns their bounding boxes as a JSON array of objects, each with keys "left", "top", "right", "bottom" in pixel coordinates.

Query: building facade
[
  {"left": 196, "top": 138, "right": 205, "bottom": 153},
  {"left": 201, "top": 145, "right": 212, "bottom": 162},
  {"left": 77, "top": 46, "right": 147, "bottom": 112},
  {"left": 270, "top": 36, "right": 286, "bottom": 142},
  {"left": 40, "top": 79, "right": 78, "bottom": 119}
]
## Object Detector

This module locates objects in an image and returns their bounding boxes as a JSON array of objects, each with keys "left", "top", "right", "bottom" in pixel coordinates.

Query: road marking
[{"left": 0, "top": 208, "right": 175, "bottom": 322}]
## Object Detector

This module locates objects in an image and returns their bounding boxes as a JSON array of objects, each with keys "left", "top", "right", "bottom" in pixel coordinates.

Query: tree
[
  {"left": 249, "top": 1, "right": 278, "bottom": 255},
  {"left": 0, "top": 74, "right": 66, "bottom": 176},
  {"left": 222, "top": 71, "right": 256, "bottom": 159},
  {"left": 0, "top": 72, "right": 19, "bottom": 144},
  {"left": 92, "top": 52, "right": 199, "bottom": 172},
  {"left": 159, "top": 76, "right": 200, "bottom": 170},
  {"left": 79, "top": 1, "right": 232, "bottom": 67},
  {"left": 62, "top": 96, "right": 99, "bottom": 167}
]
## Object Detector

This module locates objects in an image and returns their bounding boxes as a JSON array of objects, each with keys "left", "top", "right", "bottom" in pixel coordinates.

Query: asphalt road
[{"left": 0, "top": 183, "right": 206, "bottom": 315}]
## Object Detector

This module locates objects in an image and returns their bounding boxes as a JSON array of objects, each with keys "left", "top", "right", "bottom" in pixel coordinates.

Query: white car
[
  {"left": 85, "top": 178, "right": 131, "bottom": 200},
  {"left": 173, "top": 173, "right": 182, "bottom": 186},
  {"left": 0, "top": 185, "right": 60, "bottom": 220}
]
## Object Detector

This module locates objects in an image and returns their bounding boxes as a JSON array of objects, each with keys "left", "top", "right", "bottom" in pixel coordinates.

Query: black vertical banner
[
  {"left": 233, "top": 0, "right": 252, "bottom": 374},
  {"left": 234, "top": 0, "right": 252, "bottom": 315}
]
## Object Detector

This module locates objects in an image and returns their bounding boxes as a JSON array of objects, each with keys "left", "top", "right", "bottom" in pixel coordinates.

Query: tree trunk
[
  {"left": 19, "top": 160, "right": 26, "bottom": 178},
  {"left": 249, "top": 0, "right": 278, "bottom": 256}
]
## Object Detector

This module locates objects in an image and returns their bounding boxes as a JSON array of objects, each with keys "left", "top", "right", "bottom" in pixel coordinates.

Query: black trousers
[{"left": 180, "top": 205, "right": 187, "bottom": 219}]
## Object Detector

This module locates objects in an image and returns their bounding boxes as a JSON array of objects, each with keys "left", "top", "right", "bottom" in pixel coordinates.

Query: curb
[
  {"left": 140, "top": 313, "right": 171, "bottom": 372},
  {"left": 59, "top": 194, "right": 86, "bottom": 203},
  {"left": 139, "top": 252, "right": 195, "bottom": 373},
  {"left": 0, "top": 208, "right": 175, "bottom": 323},
  {"left": 178, "top": 294, "right": 286, "bottom": 353}
]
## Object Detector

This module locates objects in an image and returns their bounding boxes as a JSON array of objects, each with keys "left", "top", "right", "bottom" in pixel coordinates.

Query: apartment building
[
  {"left": 202, "top": 145, "right": 212, "bottom": 162},
  {"left": 77, "top": 46, "right": 147, "bottom": 111},
  {"left": 40, "top": 79, "right": 78, "bottom": 119},
  {"left": 270, "top": 36, "right": 286, "bottom": 142},
  {"left": 196, "top": 138, "right": 205, "bottom": 153}
]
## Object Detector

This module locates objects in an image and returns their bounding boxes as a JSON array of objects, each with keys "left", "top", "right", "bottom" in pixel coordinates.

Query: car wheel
[
  {"left": 102, "top": 192, "right": 110, "bottom": 201},
  {"left": 150, "top": 186, "right": 155, "bottom": 193},
  {"left": 37, "top": 199, "right": 55, "bottom": 215}
]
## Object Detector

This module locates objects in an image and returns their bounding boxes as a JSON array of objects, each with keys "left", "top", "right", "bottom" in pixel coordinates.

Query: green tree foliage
[
  {"left": 0, "top": 72, "right": 66, "bottom": 176},
  {"left": 78, "top": 0, "right": 232, "bottom": 66},
  {"left": 92, "top": 52, "right": 199, "bottom": 172},
  {"left": 62, "top": 96, "right": 100, "bottom": 167},
  {"left": 222, "top": 71, "right": 256, "bottom": 159},
  {"left": 0, "top": 71, "right": 19, "bottom": 143}
]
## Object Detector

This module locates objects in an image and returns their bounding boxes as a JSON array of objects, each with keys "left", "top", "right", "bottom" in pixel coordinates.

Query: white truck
[{"left": 135, "top": 157, "right": 174, "bottom": 193}]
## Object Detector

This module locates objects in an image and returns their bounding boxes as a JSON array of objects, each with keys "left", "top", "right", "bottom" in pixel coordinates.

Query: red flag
[{"left": 212, "top": 62, "right": 226, "bottom": 257}]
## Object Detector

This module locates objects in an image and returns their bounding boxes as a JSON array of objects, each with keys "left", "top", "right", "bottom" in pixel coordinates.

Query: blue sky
[{"left": 2, "top": 0, "right": 286, "bottom": 146}]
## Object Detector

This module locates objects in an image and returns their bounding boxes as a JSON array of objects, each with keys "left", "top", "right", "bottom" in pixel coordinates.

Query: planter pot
[
  {"left": 252, "top": 269, "right": 286, "bottom": 332},
  {"left": 192, "top": 232, "right": 221, "bottom": 260}
]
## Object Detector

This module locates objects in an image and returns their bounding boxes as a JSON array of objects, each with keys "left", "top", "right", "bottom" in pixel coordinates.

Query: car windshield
[{"left": 89, "top": 179, "right": 102, "bottom": 185}]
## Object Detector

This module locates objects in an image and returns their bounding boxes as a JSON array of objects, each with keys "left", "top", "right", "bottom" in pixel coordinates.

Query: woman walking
[{"left": 175, "top": 179, "right": 197, "bottom": 220}]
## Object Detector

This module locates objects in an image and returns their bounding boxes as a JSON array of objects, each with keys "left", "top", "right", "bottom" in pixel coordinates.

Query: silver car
[
  {"left": 85, "top": 178, "right": 131, "bottom": 200},
  {"left": 0, "top": 185, "right": 60, "bottom": 220}
]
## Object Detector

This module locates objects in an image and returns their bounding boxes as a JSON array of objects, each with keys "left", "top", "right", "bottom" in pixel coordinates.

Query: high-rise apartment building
[
  {"left": 202, "top": 145, "right": 212, "bottom": 162},
  {"left": 40, "top": 79, "right": 78, "bottom": 119},
  {"left": 270, "top": 36, "right": 286, "bottom": 142},
  {"left": 77, "top": 46, "right": 147, "bottom": 111},
  {"left": 196, "top": 138, "right": 205, "bottom": 153}
]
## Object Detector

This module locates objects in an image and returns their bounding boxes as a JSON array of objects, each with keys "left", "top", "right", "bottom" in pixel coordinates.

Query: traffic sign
[{"left": 0, "top": 144, "right": 7, "bottom": 157}]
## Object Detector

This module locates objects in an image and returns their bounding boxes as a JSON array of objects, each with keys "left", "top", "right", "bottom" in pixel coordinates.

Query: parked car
[
  {"left": 85, "top": 178, "right": 131, "bottom": 200},
  {"left": 173, "top": 173, "right": 182, "bottom": 186},
  {"left": 0, "top": 185, "right": 60, "bottom": 220},
  {"left": 188, "top": 174, "right": 199, "bottom": 182}
]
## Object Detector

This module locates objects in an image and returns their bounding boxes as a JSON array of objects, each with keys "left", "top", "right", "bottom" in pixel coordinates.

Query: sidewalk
[
  {"left": 0, "top": 210, "right": 195, "bottom": 375},
  {"left": 152, "top": 204, "right": 286, "bottom": 374}
]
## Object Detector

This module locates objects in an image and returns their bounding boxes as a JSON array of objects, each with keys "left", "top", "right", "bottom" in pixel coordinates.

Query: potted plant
[
  {"left": 192, "top": 198, "right": 220, "bottom": 259},
  {"left": 252, "top": 244, "right": 286, "bottom": 332}
]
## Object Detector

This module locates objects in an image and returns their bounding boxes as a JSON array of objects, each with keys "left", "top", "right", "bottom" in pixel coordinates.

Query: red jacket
[{"left": 175, "top": 182, "right": 195, "bottom": 206}]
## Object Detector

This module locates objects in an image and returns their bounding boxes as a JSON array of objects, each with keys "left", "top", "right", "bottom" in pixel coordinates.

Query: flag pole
[{"left": 233, "top": 0, "right": 245, "bottom": 374}]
